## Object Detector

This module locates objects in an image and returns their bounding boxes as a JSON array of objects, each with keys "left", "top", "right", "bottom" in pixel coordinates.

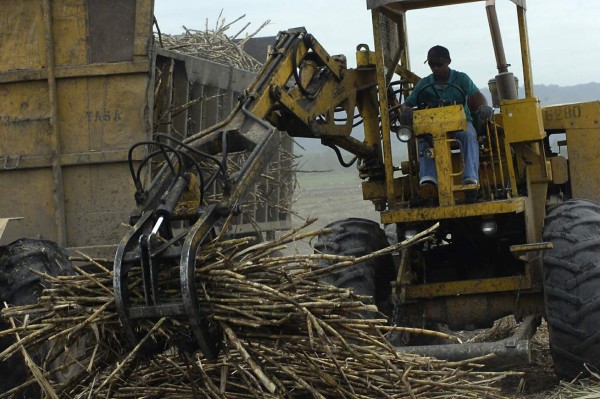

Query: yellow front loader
[
  {"left": 70, "top": 0, "right": 600, "bottom": 380},
  {"left": 9, "top": 0, "right": 600, "bottom": 395}
]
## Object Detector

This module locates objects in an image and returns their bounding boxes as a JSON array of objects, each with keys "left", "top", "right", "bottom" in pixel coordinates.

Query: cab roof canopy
[{"left": 366, "top": 0, "right": 526, "bottom": 11}]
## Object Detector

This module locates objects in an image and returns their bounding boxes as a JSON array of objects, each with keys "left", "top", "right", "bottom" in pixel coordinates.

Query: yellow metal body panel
[
  {"left": 362, "top": 178, "right": 405, "bottom": 203},
  {"left": 404, "top": 274, "right": 531, "bottom": 299},
  {"left": 500, "top": 97, "right": 546, "bottom": 143},
  {"left": 381, "top": 197, "right": 525, "bottom": 224},
  {"left": 542, "top": 101, "right": 600, "bottom": 130},
  {"left": 413, "top": 105, "right": 467, "bottom": 207},
  {"left": 549, "top": 156, "right": 568, "bottom": 185},
  {"left": 413, "top": 105, "right": 467, "bottom": 134},
  {"left": 356, "top": 49, "right": 378, "bottom": 67},
  {"left": 516, "top": 3, "right": 535, "bottom": 98},
  {"left": 372, "top": 9, "right": 400, "bottom": 206},
  {"left": 542, "top": 102, "right": 600, "bottom": 200},
  {"left": 564, "top": 129, "right": 600, "bottom": 201}
]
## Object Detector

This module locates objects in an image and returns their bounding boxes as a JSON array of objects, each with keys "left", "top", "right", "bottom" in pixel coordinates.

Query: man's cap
[{"left": 424, "top": 45, "right": 451, "bottom": 64}]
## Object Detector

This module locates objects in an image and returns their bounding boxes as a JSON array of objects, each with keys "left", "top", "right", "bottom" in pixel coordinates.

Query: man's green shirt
[{"left": 404, "top": 68, "right": 479, "bottom": 122}]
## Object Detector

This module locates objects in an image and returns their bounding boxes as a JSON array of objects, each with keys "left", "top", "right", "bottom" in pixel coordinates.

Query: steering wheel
[{"left": 415, "top": 82, "right": 466, "bottom": 109}]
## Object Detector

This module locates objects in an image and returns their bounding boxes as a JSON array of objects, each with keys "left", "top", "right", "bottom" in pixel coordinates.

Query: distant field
[
  {"left": 284, "top": 169, "right": 381, "bottom": 254},
  {"left": 294, "top": 168, "right": 366, "bottom": 190},
  {"left": 293, "top": 169, "right": 380, "bottom": 225}
]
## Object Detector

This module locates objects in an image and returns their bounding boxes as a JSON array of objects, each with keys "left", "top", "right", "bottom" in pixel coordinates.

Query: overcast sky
[{"left": 154, "top": 0, "right": 599, "bottom": 88}]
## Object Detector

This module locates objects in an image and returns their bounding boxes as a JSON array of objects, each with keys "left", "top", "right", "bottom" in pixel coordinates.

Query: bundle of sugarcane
[
  {"left": 200, "top": 145, "right": 300, "bottom": 234},
  {"left": 152, "top": 12, "right": 268, "bottom": 137},
  {"left": 156, "top": 12, "right": 269, "bottom": 72},
  {"left": 1, "top": 222, "right": 520, "bottom": 398}
]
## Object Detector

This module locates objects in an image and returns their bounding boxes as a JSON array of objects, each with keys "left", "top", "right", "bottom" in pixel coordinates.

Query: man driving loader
[{"left": 400, "top": 45, "right": 494, "bottom": 201}]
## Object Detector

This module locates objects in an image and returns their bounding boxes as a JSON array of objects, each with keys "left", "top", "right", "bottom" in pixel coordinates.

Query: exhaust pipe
[{"left": 486, "top": 0, "right": 518, "bottom": 105}]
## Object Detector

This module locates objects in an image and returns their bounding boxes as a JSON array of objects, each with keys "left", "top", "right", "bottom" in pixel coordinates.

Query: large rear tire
[
  {"left": 0, "top": 238, "right": 75, "bottom": 396},
  {"left": 542, "top": 199, "right": 600, "bottom": 379},
  {"left": 314, "top": 218, "right": 395, "bottom": 318}
]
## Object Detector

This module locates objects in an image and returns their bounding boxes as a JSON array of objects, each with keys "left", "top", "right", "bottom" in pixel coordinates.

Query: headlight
[
  {"left": 404, "top": 228, "right": 418, "bottom": 240},
  {"left": 396, "top": 126, "right": 413, "bottom": 142},
  {"left": 481, "top": 220, "right": 497, "bottom": 236}
]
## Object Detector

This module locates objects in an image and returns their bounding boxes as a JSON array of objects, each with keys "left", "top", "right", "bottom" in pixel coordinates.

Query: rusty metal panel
[
  {"left": 87, "top": 0, "right": 136, "bottom": 63},
  {"left": 0, "top": 1, "right": 46, "bottom": 72},
  {"left": 0, "top": 0, "right": 154, "bottom": 249},
  {"left": 57, "top": 74, "right": 150, "bottom": 154},
  {"left": 63, "top": 163, "right": 137, "bottom": 247},
  {"left": 52, "top": 0, "right": 88, "bottom": 66},
  {"left": 0, "top": 169, "right": 57, "bottom": 242},
  {"left": 0, "top": 80, "right": 53, "bottom": 156},
  {"left": 0, "top": 1, "right": 291, "bottom": 250}
]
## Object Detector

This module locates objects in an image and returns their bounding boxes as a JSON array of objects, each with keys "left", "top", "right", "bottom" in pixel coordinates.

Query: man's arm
[
  {"left": 469, "top": 91, "right": 488, "bottom": 109},
  {"left": 460, "top": 72, "right": 494, "bottom": 121},
  {"left": 399, "top": 79, "right": 425, "bottom": 124},
  {"left": 469, "top": 91, "right": 494, "bottom": 122}
]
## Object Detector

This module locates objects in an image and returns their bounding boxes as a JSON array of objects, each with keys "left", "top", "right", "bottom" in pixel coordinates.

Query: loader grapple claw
[{"left": 114, "top": 204, "right": 221, "bottom": 360}]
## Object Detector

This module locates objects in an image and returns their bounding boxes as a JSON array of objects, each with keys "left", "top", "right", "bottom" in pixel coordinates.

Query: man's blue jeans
[{"left": 418, "top": 121, "right": 479, "bottom": 185}]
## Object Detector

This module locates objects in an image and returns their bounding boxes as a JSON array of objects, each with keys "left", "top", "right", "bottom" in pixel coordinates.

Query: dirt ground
[
  {"left": 494, "top": 321, "right": 560, "bottom": 398},
  {"left": 289, "top": 169, "right": 585, "bottom": 398}
]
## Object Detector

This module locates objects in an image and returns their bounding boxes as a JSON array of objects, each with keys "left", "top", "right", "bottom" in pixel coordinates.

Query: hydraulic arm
[{"left": 113, "top": 28, "right": 379, "bottom": 358}]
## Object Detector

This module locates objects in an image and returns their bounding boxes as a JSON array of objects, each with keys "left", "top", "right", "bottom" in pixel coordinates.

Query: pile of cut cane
[
  {"left": 1, "top": 222, "right": 520, "bottom": 398},
  {"left": 156, "top": 12, "right": 268, "bottom": 72}
]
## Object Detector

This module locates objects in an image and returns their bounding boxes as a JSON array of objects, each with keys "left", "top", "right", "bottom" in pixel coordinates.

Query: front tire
[
  {"left": 314, "top": 218, "right": 395, "bottom": 318},
  {"left": 542, "top": 199, "right": 600, "bottom": 379},
  {"left": 0, "top": 238, "right": 75, "bottom": 396}
]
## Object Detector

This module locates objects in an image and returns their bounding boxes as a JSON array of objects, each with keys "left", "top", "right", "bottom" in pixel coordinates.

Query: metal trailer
[
  {"left": 0, "top": 0, "right": 293, "bottom": 254},
  {"left": 152, "top": 48, "right": 294, "bottom": 239}
]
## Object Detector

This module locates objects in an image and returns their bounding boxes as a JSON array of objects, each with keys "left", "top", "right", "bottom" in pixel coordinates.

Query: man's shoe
[
  {"left": 463, "top": 178, "right": 478, "bottom": 203},
  {"left": 420, "top": 181, "right": 438, "bottom": 201}
]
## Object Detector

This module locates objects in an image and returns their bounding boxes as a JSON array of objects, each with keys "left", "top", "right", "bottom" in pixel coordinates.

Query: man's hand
[
  {"left": 477, "top": 105, "right": 494, "bottom": 122},
  {"left": 400, "top": 108, "right": 414, "bottom": 126}
]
